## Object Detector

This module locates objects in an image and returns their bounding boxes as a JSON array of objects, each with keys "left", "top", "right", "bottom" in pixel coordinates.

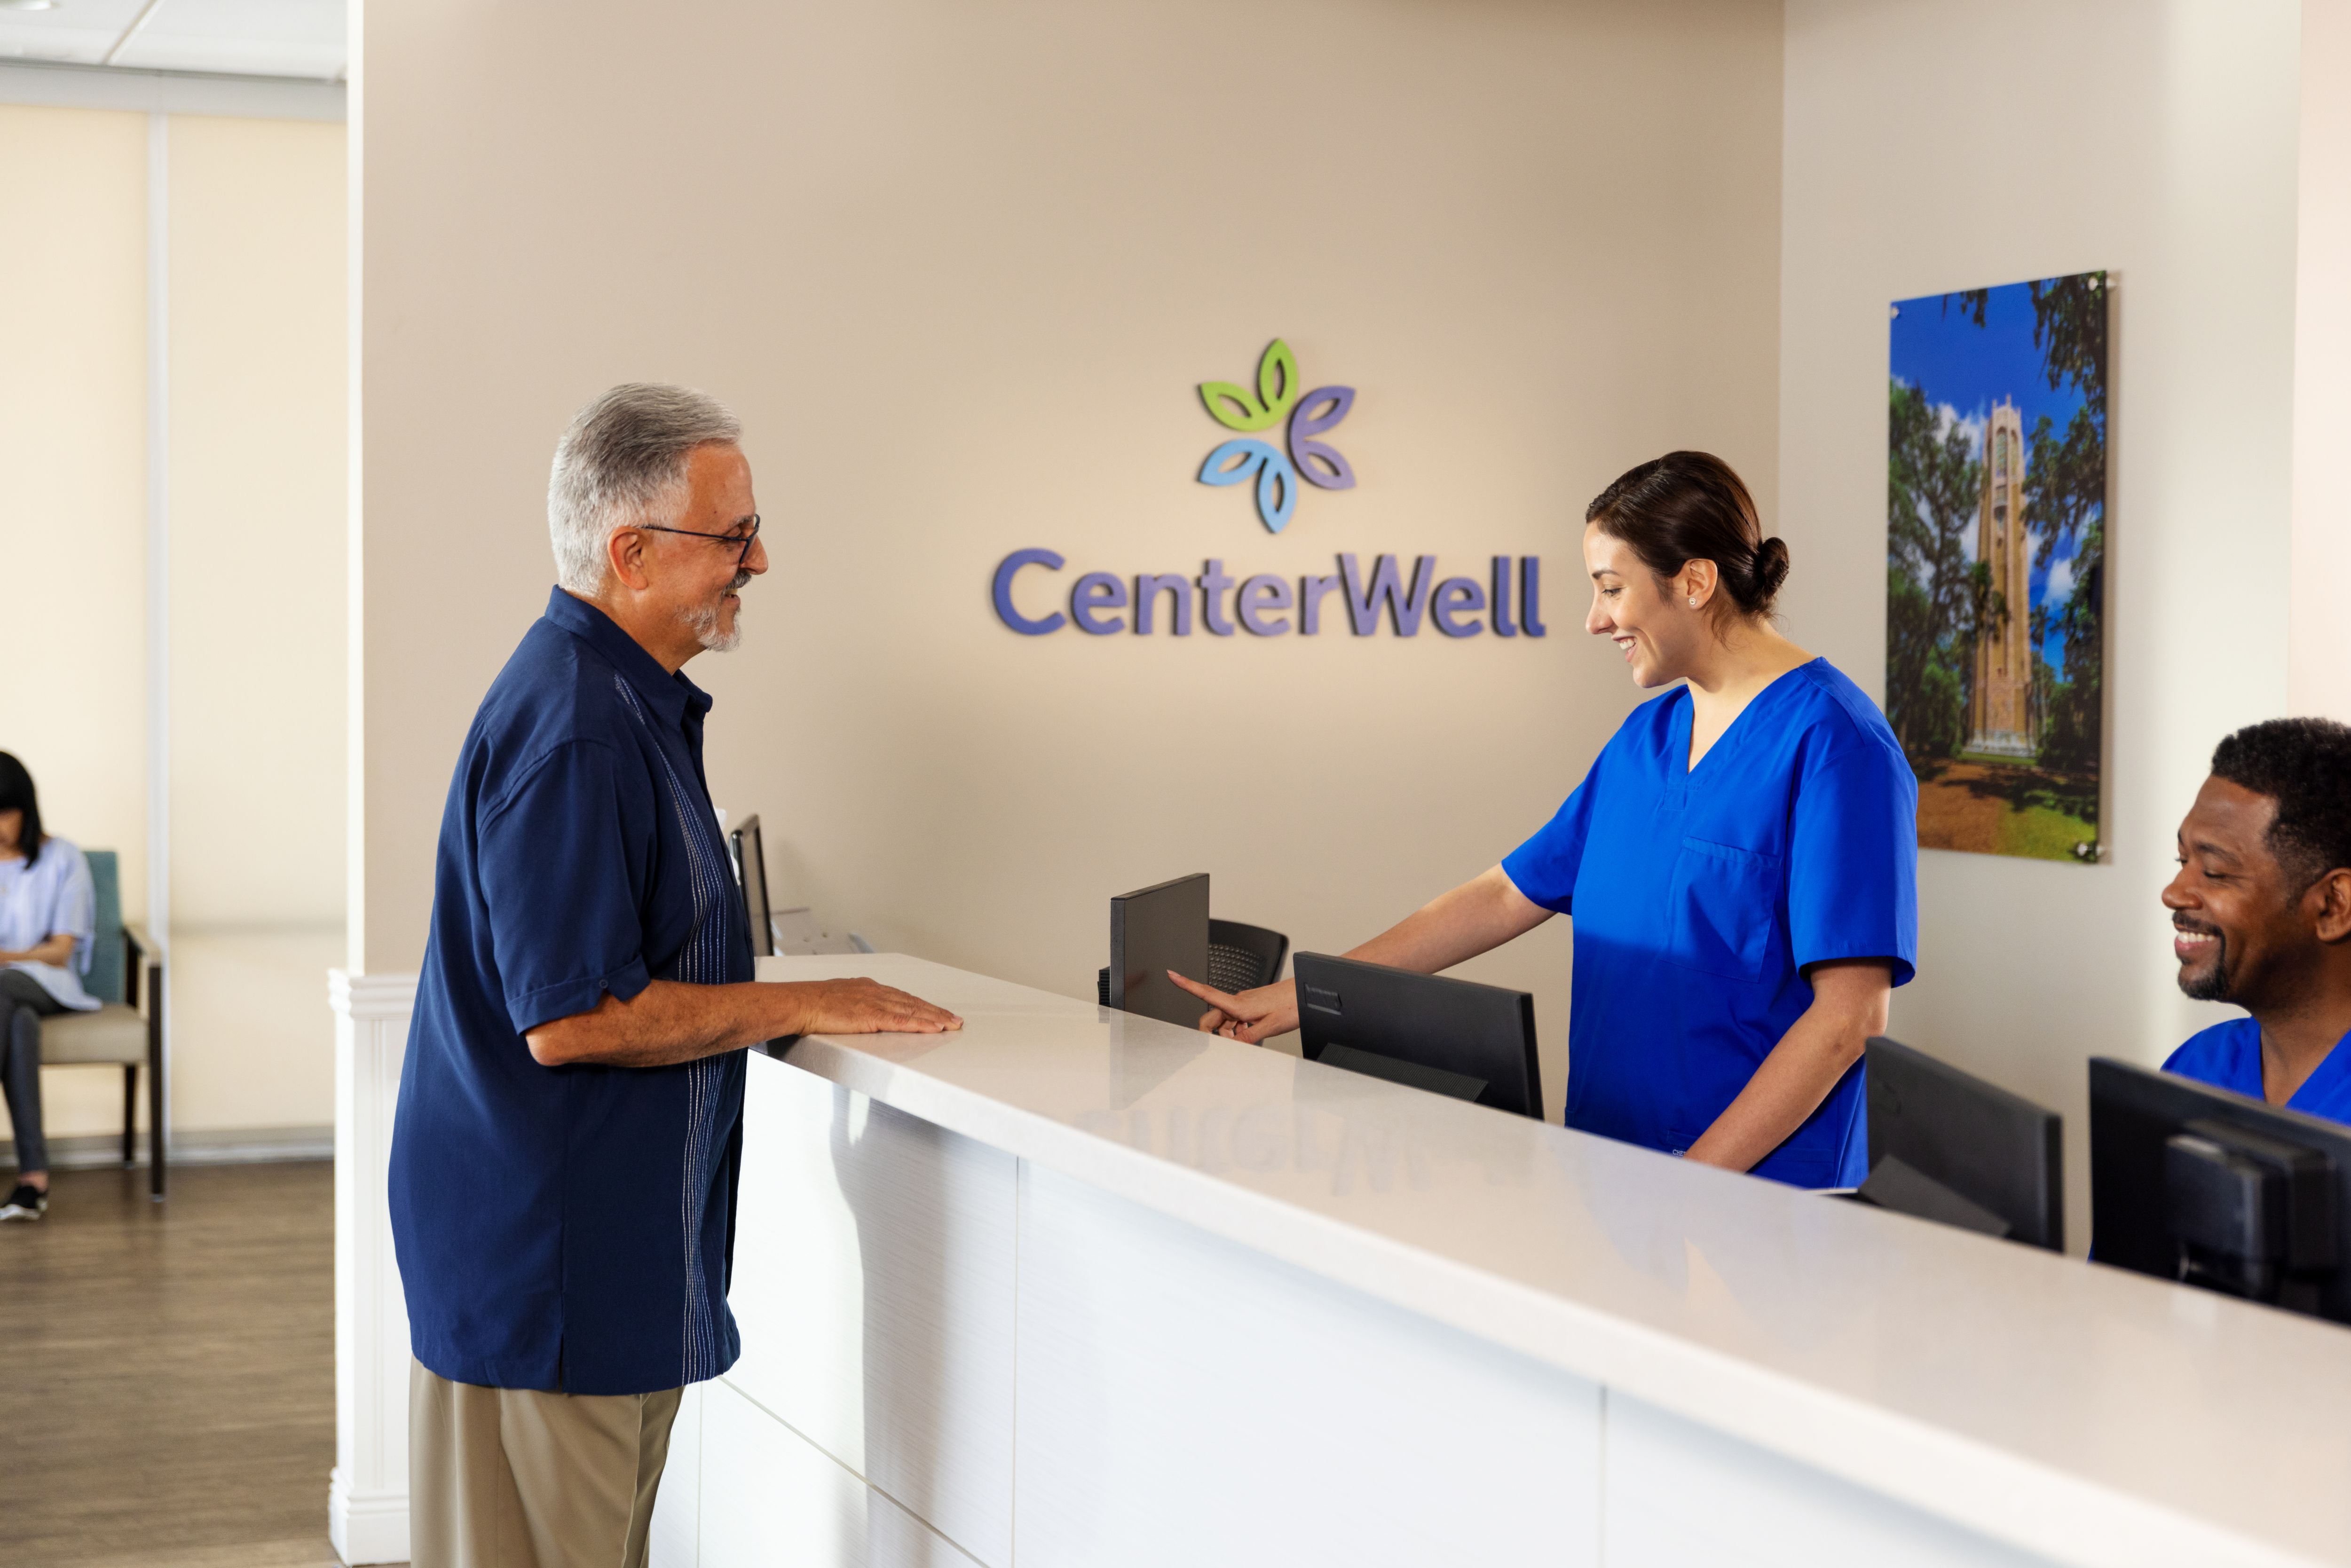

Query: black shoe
[{"left": 0, "top": 1182, "right": 46, "bottom": 1221}]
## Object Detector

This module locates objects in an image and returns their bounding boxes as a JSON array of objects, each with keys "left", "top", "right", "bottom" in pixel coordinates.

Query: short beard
[
  {"left": 2177, "top": 932, "right": 2233, "bottom": 1002},
  {"left": 680, "top": 571, "right": 750, "bottom": 653}
]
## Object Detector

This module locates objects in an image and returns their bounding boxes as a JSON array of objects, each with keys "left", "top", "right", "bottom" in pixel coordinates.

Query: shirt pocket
[{"left": 1665, "top": 835, "right": 1783, "bottom": 981}]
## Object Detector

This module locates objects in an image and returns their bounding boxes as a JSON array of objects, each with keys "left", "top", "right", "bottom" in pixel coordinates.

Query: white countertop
[{"left": 757, "top": 954, "right": 2351, "bottom": 1568}]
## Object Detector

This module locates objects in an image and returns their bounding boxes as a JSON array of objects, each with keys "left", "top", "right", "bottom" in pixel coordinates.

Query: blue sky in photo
[{"left": 1891, "top": 279, "right": 2098, "bottom": 670}]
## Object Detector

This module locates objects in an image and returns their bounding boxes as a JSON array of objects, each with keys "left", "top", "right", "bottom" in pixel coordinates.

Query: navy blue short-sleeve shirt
[
  {"left": 390, "top": 588, "right": 753, "bottom": 1395},
  {"left": 1501, "top": 659, "right": 1917, "bottom": 1188}
]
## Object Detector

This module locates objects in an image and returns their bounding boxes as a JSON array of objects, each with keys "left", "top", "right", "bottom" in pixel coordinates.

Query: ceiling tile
[
  {"left": 109, "top": 0, "right": 343, "bottom": 79},
  {"left": 0, "top": 0, "right": 155, "bottom": 67}
]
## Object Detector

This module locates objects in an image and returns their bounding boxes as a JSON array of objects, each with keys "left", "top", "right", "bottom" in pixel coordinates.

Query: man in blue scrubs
[
  {"left": 2162, "top": 718, "right": 2351, "bottom": 1119},
  {"left": 390, "top": 385, "right": 960, "bottom": 1568}
]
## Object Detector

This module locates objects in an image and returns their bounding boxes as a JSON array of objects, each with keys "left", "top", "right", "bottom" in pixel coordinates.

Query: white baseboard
[
  {"left": 0, "top": 1124, "right": 334, "bottom": 1171},
  {"left": 328, "top": 1466, "right": 410, "bottom": 1566}
]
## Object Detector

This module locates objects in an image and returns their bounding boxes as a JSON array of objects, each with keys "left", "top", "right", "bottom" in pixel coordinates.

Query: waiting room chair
[
  {"left": 1097, "top": 919, "right": 1290, "bottom": 1009},
  {"left": 32, "top": 849, "right": 165, "bottom": 1197}
]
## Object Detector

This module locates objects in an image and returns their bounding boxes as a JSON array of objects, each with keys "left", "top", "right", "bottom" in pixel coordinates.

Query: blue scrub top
[
  {"left": 1502, "top": 659, "right": 1917, "bottom": 1187},
  {"left": 2163, "top": 1019, "right": 2351, "bottom": 1124}
]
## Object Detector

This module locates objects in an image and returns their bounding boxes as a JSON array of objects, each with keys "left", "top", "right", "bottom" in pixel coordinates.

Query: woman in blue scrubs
[{"left": 1173, "top": 452, "right": 1917, "bottom": 1186}]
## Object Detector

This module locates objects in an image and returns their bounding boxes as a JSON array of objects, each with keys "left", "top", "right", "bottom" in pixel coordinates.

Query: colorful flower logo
[{"left": 1196, "top": 338, "right": 1355, "bottom": 534}]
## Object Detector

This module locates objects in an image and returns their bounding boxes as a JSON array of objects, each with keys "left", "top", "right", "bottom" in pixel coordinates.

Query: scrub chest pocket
[{"left": 1666, "top": 836, "right": 1783, "bottom": 981}]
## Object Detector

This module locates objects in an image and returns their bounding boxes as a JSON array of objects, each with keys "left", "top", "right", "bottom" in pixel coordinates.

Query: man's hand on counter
[
  {"left": 525, "top": 977, "right": 962, "bottom": 1069},
  {"left": 784, "top": 977, "right": 965, "bottom": 1040}
]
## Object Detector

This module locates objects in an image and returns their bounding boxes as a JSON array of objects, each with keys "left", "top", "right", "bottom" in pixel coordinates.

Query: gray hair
[{"left": 547, "top": 383, "right": 742, "bottom": 593}]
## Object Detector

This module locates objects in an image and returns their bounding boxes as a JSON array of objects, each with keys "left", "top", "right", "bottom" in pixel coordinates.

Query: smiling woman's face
[{"left": 1583, "top": 522, "right": 1706, "bottom": 688}]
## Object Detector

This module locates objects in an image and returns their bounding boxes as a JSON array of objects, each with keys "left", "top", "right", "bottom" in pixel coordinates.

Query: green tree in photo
[
  {"left": 2023, "top": 274, "right": 2107, "bottom": 778},
  {"left": 1886, "top": 379, "right": 1983, "bottom": 766}
]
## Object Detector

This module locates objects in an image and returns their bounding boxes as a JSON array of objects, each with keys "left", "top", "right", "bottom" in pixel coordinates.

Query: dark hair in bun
[{"left": 1585, "top": 450, "right": 1788, "bottom": 620}]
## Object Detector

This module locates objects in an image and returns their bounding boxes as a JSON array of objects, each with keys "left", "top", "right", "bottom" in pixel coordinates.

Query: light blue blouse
[{"left": 0, "top": 837, "right": 100, "bottom": 1011}]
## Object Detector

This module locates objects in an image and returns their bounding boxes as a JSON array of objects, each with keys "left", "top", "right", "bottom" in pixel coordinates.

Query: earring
[{"left": 1688, "top": 596, "right": 1698, "bottom": 608}]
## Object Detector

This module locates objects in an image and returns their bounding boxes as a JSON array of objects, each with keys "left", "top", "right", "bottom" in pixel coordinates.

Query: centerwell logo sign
[
  {"left": 990, "top": 338, "right": 1546, "bottom": 639},
  {"left": 1197, "top": 338, "right": 1352, "bottom": 534}
]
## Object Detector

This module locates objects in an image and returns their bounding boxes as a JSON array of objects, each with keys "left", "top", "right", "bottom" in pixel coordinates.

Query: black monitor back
[
  {"left": 1109, "top": 874, "right": 1210, "bottom": 1029},
  {"left": 729, "top": 813, "right": 774, "bottom": 959},
  {"left": 1862, "top": 1036, "right": 2062, "bottom": 1250},
  {"left": 1293, "top": 953, "right": 1540, "bottom": 1118},
  {"left": 2091, "top": 1057, "right": 2351, "bottom": 1324}
]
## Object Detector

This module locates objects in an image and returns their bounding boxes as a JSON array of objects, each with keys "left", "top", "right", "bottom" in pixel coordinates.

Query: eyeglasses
[{"left": 638, "top": 515, "right": 761, "bottom": 566}]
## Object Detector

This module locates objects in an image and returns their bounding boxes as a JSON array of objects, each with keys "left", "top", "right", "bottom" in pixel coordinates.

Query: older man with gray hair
[{"left": 389, "top": 384, "right": 960, "bottom": 1568}]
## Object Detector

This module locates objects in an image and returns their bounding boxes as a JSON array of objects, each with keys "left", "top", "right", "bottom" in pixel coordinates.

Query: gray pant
[{"left": 0, "top": 969, "right": 63, "bottom": 1175}]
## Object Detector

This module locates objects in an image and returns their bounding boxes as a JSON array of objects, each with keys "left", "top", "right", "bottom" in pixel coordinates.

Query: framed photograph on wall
[{"left": 1886, "top": 271, "right": 2109, "bottom": 863}]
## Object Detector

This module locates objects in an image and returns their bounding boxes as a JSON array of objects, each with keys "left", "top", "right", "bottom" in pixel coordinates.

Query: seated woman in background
[
  {"left": 1172, "top": 452, "right": 1918, "bottom": 1188},
  {"left": 0, "top": 752, "right": 100, "bottom": 1222}
]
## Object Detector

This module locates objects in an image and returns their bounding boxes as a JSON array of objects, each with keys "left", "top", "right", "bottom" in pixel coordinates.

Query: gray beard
[{"left": 680, "top": 575, "right": 749, "bottom": 653}]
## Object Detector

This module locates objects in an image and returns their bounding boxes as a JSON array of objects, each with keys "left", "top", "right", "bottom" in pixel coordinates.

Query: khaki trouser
[{"left": 409, "top": 1359, "right": 684, "bottom": 1568}]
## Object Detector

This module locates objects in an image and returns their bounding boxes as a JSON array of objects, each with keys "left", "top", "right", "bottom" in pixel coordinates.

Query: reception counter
[{"left": 642, "top": 954, "right": 2351, "bottom": 1568}]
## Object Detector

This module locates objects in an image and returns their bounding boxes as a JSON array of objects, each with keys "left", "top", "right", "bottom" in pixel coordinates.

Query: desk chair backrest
[
  {"left": 1207, "top": 919, "right": 1288, "bottom": 995},
  {"left": 82, "top": 848, "right": 125, "bottom": 1006}
]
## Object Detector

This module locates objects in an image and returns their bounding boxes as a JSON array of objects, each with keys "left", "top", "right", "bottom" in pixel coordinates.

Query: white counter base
[{"left": 659, "top": 1020, "right": 2060, "bottom": 1567}]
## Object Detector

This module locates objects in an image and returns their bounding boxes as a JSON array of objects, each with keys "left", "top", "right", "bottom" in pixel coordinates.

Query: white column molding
[{"left": 329, "top": 969, "right": 417, "bottom": 1566}]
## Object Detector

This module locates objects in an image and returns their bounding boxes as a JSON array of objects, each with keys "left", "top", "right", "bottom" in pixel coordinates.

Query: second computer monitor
[
  {"left": 1293, "top": 953, "right": 1541, "bottom": 1119},
  {"left": 1109, "top": 873, "right": 1211, "bottom": 1029},
  {"left": 1862, "top": 1036, "right": 2062, "bottom": 1250},
  {"left": 2091, "top": 1057, "right": 2351, "bottom": 1325}
]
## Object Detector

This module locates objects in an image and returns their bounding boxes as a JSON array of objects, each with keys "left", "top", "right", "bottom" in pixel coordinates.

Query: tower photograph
[{"left": 1886, "top": 272, "right": 2108, "bottom": 862}]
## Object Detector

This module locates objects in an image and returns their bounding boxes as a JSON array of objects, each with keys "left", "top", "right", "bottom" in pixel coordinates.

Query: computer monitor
[
  {"left": 1292, "top": 953, "right": 1541, "bottom": 1118},
  {"left": 2091, "top": 1057, "right": 2351, "bottom": 1324},
  {"left": 1108, "top": 874, "right": 1210, "bottom": 1029},
  {"left": 1855, "top": 1036, "right": 2062, "bottom": 1250},
  {"left": 729, "top": 813, "right": 774, "bottom": 958}
]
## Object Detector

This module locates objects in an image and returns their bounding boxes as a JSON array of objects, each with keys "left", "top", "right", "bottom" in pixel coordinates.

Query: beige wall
[
  {"left": 2296, "top": 0, "right": 2351, "bottom": 722},
  {"left": 0, "top": 105, "right": 149, "bottom": 906},
  {"left": 166, "top": 113, "right": 347, "bottom": 1135},
  {"left": 0, "top": 106, "right": 152, "bottom": 1141},
  {"left": 1780, "top": 0, "right": 2302, "bottom": 1243},
  {"left": 356, "top": 0, "right": 1788, "bottom": 1119},
  {"left": 0, "top": 104, "right": 345, "bottom": 1147}
]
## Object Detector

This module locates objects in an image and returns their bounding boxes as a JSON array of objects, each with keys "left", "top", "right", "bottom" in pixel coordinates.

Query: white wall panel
[
  {"left": 1604, "top": 1394, "right": 2051, "bottom": 1568},
  {"left": 701, "top": 1379, "right": 980, "bottom": 1568},
  {"left": 1779, "top": 0, "right": 2301, "bottom": 1250},
  {"left": 1013, "top": 1162, "right": 1601, "bottom": 1568},
  {"left": 728, "top": 1062, "right": 1018, "bottom": 1566}
]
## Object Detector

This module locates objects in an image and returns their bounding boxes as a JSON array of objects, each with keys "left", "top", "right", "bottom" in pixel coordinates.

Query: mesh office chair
[
  {"left": 32, "top": 850, "right": 166, "bottom": 1197},
  {"left": 1097, "top": 919, "right": 1289, "bottom": 1009}
]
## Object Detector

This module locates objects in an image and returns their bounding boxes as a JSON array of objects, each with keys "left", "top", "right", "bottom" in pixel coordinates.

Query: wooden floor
[{"left": 0, "top": 1161, "right": 359, "bottom": 1568}]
